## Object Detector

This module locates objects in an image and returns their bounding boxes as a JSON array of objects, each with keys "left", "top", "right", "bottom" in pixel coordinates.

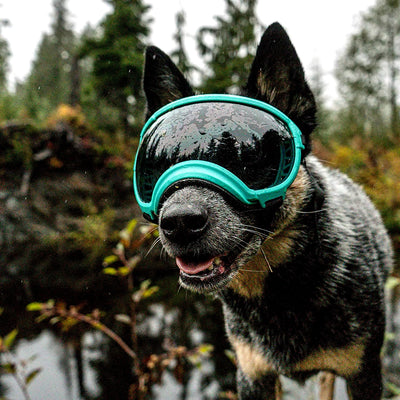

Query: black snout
[{"left": 160, "top": 203, "right": 209, "bottom": 243}]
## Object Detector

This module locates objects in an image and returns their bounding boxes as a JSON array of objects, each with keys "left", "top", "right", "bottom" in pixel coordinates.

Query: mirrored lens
[{"left": 135, "top": 102, "right": 294, "bottom": 203}]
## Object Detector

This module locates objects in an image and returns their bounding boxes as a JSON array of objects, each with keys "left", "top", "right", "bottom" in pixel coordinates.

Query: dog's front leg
[
  {"left": 346, "top": 352, "right": 383, "bottom": 400},
  {"left": 237, "top": 368, "right": 280, "bottom": 400}
]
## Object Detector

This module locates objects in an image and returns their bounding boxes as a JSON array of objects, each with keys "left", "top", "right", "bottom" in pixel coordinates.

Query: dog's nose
[{"left": 160, "top": 203, "right": 209, "bottom": 243}]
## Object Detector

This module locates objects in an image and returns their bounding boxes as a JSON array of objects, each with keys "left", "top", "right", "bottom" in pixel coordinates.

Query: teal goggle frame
[{"left": 133, "top": 94, "right": 304, "bottom": 221}]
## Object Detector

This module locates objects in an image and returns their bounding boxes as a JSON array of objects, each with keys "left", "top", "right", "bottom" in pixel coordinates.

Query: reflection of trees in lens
[{"left": 215, "top": 131, "right": 240, "bottom": 169}]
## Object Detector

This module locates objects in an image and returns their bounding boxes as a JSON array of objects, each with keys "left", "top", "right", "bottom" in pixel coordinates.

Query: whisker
[
  {"left": 145, "top": 237, "right": 161, "bottom": 258},
  {"left": 177, "top": 283, "right": 183, "bottom": 295},
  {"left": 296, "top": 208, "right": 328, "bottom": 214},
  {"left": 229, "top": 227, "right": 270, "bottom": 240},
  {"left": 225, "top": 235, "right": 250, "bottom": 249},
  {"left": 260, "top": 247, "right": 273, "bottom": 273},
  {"left": 238, "top": 268, "right": 268, "bottom": 273},
  {"left": 230, "top": 223, "right": 274, "bottom": 236}
]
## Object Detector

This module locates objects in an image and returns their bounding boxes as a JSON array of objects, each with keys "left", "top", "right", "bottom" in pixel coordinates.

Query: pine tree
[
  {"left": 308, "top": 58, "right": 331, "bottom": 142},
  {"left": 171, "top": 11, "right": 196, "bottom": 79},
  {"left": 24, "top": 0, "right": 76, "bottom": 118},
  {"left": 79, "top": 0, "right": 151, "bottom": 135},
  {"left": 335, "top": 0, "right": 400, "bottom": 139},
  {"left": 0, "top": 13, "right": 10, "bottom": 91},
  {"left": 196, "top": 0, "right": 263, "bottom": 94}
]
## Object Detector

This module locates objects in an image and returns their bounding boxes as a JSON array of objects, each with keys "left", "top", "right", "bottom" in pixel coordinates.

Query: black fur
[{"left": 141, "top": 22, "right": 393, "bottom": 400}]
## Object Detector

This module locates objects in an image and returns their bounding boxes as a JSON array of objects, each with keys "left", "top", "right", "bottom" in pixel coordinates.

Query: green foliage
[
  {"left": 320, "top": 137, "right": 400, "bottom": 259},
  {"left": 23, "top": 0, "right": 76, "bottom": 121},
  {"left": 64, "top": 208, "right": 116, "bottom": 264},
  {"left": 0, "top": 327, "right": 41, "bottom": 400},
  {"left": 170, "top": 11, "right": 197, "bottom": 79},
  {"left": 335, "top": 0, "right": 400, "bottom": 140},
  {"left": 26, "top": 217, "right": 213, "bottom": 399},
  {"left": 0, "top": 16, "right": 10, "bottom": 90},
  {"left": 79, "top": 0, "right": 151, "bottom": 135},
  {"left": 197, "top": 0, "right": 263, "bottom": 93}
]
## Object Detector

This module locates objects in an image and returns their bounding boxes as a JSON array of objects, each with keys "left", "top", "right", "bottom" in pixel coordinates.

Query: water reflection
[
  {"left": 2, "top": 330, "right": 100, "bottom": 400},
  {"left": 1, "top": 274, "right": 399, "bottom": 399},
  {"left": 0, "top": 275, "right": 236, "bottom": 400}
]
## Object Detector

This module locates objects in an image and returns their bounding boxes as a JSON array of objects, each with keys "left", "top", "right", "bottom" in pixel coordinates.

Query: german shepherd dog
[{"left": 141, "top": 23, "right": 393, "bottom": 399}]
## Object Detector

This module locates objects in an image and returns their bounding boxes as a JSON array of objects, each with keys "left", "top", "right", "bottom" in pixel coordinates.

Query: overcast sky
[{"left": 1, "top": 0, "right": 377, "bottom": 103}]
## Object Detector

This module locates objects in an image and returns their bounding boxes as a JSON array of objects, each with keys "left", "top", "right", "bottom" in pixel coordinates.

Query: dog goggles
[{"left": 133, "top": 94, "right": 304, "bottom": 221}]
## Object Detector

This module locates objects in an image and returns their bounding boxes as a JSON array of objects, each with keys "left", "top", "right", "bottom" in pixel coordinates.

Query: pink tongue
[{"left": 176, "top": 257, "right": 214, "bottom": 275}]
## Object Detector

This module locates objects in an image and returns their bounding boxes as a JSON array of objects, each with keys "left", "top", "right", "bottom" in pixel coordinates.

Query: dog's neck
[
  {"left": 226, "top": 227, "right": 301, "bottom": 298},
  {"left": 226, "top": 164, "right": 324, "bottom": 299}
]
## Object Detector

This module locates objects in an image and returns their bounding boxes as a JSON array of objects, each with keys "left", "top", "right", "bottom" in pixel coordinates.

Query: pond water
[{"left": 1, "top": 274, "right": 399, "bottom": 400}]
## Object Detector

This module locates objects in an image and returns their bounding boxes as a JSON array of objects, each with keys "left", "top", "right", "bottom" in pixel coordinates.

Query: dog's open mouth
[{"left": 176, "top": 251, "right": 240, "bottom": 290}]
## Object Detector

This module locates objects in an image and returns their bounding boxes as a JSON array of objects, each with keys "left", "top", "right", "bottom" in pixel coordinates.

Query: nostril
[
  {"left": 160, "top": 204, "right": 209, "bottom": 242},
  {"left": 185, "top": 210, "right": 208, "bottom": 233},
  {"left": 159, "top": 215, "right": 177, "bottom": 233}
]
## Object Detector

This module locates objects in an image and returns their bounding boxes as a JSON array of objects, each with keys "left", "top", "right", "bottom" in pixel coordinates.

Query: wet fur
[{"left": 142, "top": 22, "right": 393, "bottom": 400}]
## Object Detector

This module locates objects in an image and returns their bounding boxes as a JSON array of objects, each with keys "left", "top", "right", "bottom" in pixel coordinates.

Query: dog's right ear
[
  {"left": 245, "top": 23, "right": 316, "bottom": 157},
  {"left": 143, "top": 46, "right": 194, "bottom": 119}
]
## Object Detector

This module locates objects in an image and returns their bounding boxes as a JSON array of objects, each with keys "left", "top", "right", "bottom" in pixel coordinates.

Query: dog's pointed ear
[
  {"left": 245, "top": 23, "right": 316, "bottom": 156},
  {"left": 143, "top": 46, "right": 194, "bottom": 119}
]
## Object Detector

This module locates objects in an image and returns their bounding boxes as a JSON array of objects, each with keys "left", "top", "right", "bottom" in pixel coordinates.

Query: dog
[{"left": 138, "top": 22, "right": 393, "bottom": 399}]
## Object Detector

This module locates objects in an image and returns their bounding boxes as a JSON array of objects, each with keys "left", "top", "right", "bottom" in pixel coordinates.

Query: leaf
[
  {"left": 91, "top": 321, "right": 103, "bottom": 331},
  {"left": 386, "top": 276, "right": 400, "bottom": 291},
  {"left": 0, "top": 307, "right": 4, "bottom": 316},
  {"left": 25, "top": 368, "right": 42, "bottom": 385},
  {"left": 1, "top": 362, "right": 16, "bottom": 374},
  {"left": 35, "top": 314, "right": 50, "bottom": 323},
  {"left": 142, "top": 286, "right": 159, "bottom": 299},
  {"left": 103, "top": 267, "right": 118, "bottom": 276},
  {"left": 117, "top": 266, "right": 131, "bottom": 276},
  {"left": 26, "top": 302, "right": 44, "bottom": 311},
  {"left": 46, "top": 299, "right": 55, "bottom": 308},
  {"left": 126, "top": 219, "right": 138, "bottom": 234},
  {"left": 140, "top": 279, "right": 152, "bottom": 290},
  {"left": 49, "top": 317, "right": 62, "bottom": 325},
  {"left": 224, "top": 349, "right": 236, "bottom": 365},
  {"left": 60, "top": 318, "right": 79, "bottom": 332},
  {"left": 103, "top": 255, "right": 119, "bottom": 267},
  {"left": 186, "top": 354, "right": 201, "bottom": 368},
  {"left": 4, "top": 330, "right": 18, "bottom": 349},
  {"left": 197, "top": 344, "right": 214, "bottom": 355},
  {"left": 115, "top": 314, "right": 132, "bottom": 325},
  {"left": 387, "top": 382, "right": 400, "bottom": 396}
]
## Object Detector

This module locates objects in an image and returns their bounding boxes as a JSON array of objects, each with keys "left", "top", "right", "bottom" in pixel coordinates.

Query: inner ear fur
[
  {"left": 244, "top": 22, "right": 317, "bottom": 156},
  {"left": 143, "top": 46, "right": 194, "bottom": 119}
]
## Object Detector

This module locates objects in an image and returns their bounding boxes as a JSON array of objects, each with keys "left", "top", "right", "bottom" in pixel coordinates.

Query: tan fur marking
[
  {"left": 294, "top": 342, "right": 365, "bottom": 377},
  {"left": 227, "top": 228, "right": 299, "bottom": 297},
  {"left": 229, "top": 337, "right": 364, "bottom": 382},
  {"left": 230, "top": 337, "right": 275, "bottom": 380},
  {"left": 228, "top": 167, "right": 310, "bottom": 298},
  {"left": 257, "top": 71, "right": 274, "bottom": 100}
]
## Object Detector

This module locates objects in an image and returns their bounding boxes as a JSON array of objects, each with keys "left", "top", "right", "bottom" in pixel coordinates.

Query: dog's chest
[{"left": 220, "top": 290, "right": 364, "bottom": 380}]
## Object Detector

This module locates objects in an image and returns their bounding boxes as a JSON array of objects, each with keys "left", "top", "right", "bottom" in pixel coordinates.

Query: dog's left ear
[
  {"left": 245, "top": 23, "right": 316, "bottom": 156},
  {"left": 143, "top": 46, "right": 194, "bottom": 120}
]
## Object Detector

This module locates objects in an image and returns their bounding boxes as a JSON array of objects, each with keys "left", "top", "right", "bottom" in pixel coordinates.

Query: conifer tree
[
  {"left": 0, "top": 13, "right": 10, "bottom": 91},
  {"left": 24, "top": 0, "right": 76, "bottom": 118},
  {"left": 79, "top": 0, "right": 151, "bottom": 135},
  {"left": 196, "top": 0, "right": 263, "bottom": 94},
  {"left": 336, "top": 0, "right": 400, "bottom": 139},
  {"left": 171, "top": 11, "right": 196, "bottom": 80}
]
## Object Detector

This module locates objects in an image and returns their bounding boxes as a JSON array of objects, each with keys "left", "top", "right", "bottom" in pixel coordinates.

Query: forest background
[{"left": 0, "top": 0, "right": 400, "bottom": 399}]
